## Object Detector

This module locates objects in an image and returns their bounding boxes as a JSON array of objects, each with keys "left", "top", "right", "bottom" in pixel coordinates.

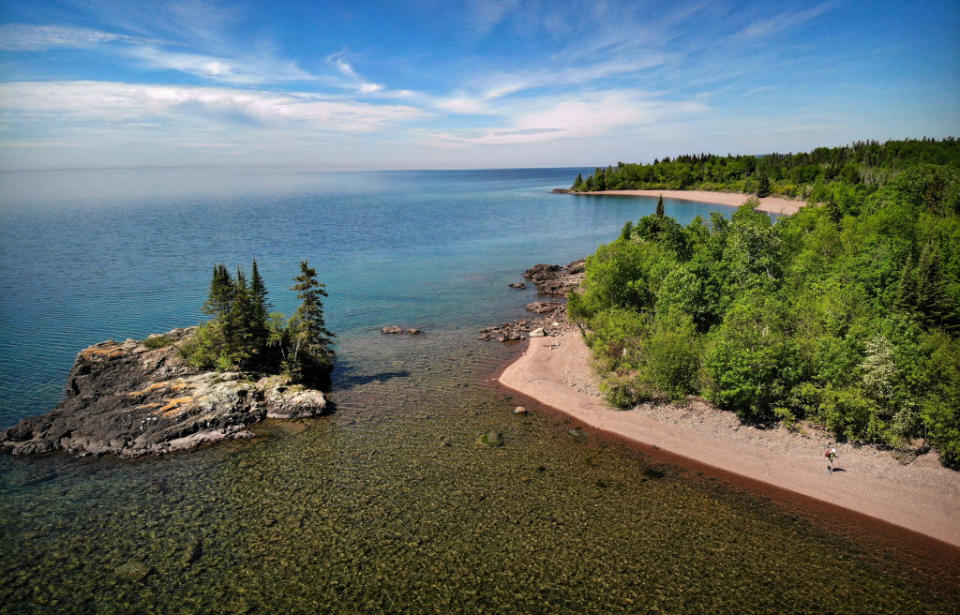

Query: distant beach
[
  {"left": 499, "top": 329, "right": 960, "bottom": 548},
  {"left": 570, "top": 189, "right": 810, "bottom": 215}
]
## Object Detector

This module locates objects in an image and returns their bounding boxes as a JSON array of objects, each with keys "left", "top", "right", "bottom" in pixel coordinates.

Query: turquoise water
[
  {"left": 1, "top": 168, "right": 958, "bottom": 613},
  {"left": 1, "top": 167, "right": 728, "bottom": 427}
]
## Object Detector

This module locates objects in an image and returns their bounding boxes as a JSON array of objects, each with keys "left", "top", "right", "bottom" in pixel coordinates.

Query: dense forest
[
  {"left": 567, "top": 140, "right": 960, "bottom": 466},
  {"left": 570, "top": 138, "right": 960, "bottom": 201},
  {"left": 178, "top": 260, "right": 335, "bottom": 388}
]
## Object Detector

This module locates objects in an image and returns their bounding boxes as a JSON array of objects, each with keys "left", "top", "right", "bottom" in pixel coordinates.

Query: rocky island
[
  {"left": 0, "top": 327, "right": 328, "bottom": 457},
  {"left": 2, "top": 258, "right": 336, "bottom": 458}
]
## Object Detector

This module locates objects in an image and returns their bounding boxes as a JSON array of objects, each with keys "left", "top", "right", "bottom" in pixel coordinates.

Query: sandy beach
[
  {"left": 573, "top": 189, "right": 809, "bottom": 215},
  {"left": 499, "top": 329, "right": 960, "bottom": 548}
]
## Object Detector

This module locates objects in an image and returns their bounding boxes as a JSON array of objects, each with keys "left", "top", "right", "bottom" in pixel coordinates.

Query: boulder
[
  {"left": 381, "top": 326, "right": 404, "bottom": 334},
  {"left": 526, "top": 301, "right": 563, "bottom": 315},
  {"left": 529, "top": 328, "right": 545, "bottom": 337},
  {"left": 508, "top": 282, "right": 526, "bottom": 289}
]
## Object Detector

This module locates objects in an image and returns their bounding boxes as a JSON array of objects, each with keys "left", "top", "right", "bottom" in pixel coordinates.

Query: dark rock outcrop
[
  {"left": 1, "top": 328, "right": 329, "bottom": 458},
  {"left": 523, "top": 259, "right": 585, "bottom": 296}
]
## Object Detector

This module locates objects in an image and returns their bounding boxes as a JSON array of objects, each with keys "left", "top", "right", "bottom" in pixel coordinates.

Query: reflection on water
[{"left": 2, "top": 328, "right": 958, "bottom": 614}]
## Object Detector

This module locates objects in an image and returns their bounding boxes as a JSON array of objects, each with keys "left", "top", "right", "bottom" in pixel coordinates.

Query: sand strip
[
  {"left": 499, "top": 330, "right": 960, "bottom": 548},
  {"left": 572, "top": 189, "right": 809, "bottom": 215}
]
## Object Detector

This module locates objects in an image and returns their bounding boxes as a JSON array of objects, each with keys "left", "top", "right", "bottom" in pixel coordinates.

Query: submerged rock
[
  {"left": 381, "top": 326, "right": 423, "bottom": 335},
  {"left": 115, "top": 560, "right": 151, "bottom": 582},
  {"left": 508, "top": 282, "right": 526, "bottom": 289},
  {"left": 0, "top": 328, "right": 330, "bottom": 458},
  {"left": 477, "top": 431, "right": 504, "bottom": 447}
]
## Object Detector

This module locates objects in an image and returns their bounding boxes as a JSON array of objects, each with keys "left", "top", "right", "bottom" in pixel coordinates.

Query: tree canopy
[
  {"left": 568, "top": 140, "right": 960, "bottom": 467},
  {"left": 182, "top": 259, "right": 335, "bottom": 388}
]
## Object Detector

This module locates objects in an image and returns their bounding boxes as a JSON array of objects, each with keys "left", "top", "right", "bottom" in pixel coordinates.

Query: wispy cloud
[
  {"left": 328, "top": 51, "right": 385, "bottom": 95},
  {"left": 736, "top": 2, "right": 838, "bottom": 40},
  {"left": 427, "top": 90, "right": 708, "bottom": 146},
  {"left": 471, "top": 0, "right": 520, "bottom": 34},
  {"left": 0, "top": 81, "right": 425, "bottom": 132},
  {"left": 0, "top": 24, "right": 145, "bottom": 50},
  {"left": 125, "top": 46, "right": 315, "bottom": 85}
]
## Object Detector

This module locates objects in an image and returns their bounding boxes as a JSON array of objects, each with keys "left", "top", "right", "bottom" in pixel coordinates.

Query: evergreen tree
[
  {"left": 572, "top": 173, "right": 584, "bottom": 191},
  {"left": 894, "top": 255, "right": 916, "bottom": 312},
  {"left": 226, "top": 268, "right": 255, "bottom": 364},
  {"left": 757, "top": 174, "right": 771, "bottom": 198},
  {"left": 656, "top": 194, "right": 665, "bottom": 218},
  {"left": 249, "top": 259, "right": 270, "bottom": 347},
  {"left": 287, "top": 260, "right": 335, "bottom": 384},
  {"left": 916, "top": 242, "right": 954, "bottom": 329},
  {"left": 202, "top": 264, "right": 234, "bottom": 319}
]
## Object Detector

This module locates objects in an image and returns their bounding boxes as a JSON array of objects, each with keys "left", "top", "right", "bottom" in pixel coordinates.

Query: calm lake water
[{"left": 1, "top": 167, "right": 957, "bottom": 613}]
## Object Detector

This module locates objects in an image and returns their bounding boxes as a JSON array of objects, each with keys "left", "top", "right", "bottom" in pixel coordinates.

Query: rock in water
[
  {"left": 115, "top": 560, "right": 151, "bottom": 582},
  {"left": 523, "top": 260, "right": 585, "bottom": 296},
  {"left": 477, "top": 431, "right": 504, "bottom": 447},
  {"left": 0, "top": 328, "right": 330, "bottom": 458},
  {"left": 381, "top": 326, "right": 404, "bottom": 334}
]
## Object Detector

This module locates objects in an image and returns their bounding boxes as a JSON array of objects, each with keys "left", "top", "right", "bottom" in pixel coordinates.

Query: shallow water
[
  {"left": 2, "top": 329, "right": 958, "bottom": 614},
  {"left": 1, "top": 168, "right": 958, "bottom": 613}
]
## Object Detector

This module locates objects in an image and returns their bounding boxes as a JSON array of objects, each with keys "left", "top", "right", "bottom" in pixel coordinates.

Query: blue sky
[{"left": 0, "top": 0, "right": 957, "bottom": 170}]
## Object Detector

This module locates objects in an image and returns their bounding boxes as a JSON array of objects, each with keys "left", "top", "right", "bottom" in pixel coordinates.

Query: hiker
[{"left": 825, "top": 446, "right": 838, "bottom": 473}]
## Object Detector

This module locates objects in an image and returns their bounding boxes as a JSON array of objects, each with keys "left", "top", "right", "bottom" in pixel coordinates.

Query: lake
[{"left": 0, "top": 167, "right": 957, "bottom": 613}]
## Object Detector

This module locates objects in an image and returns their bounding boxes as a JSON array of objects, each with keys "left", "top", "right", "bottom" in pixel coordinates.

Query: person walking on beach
[{"left": 825, "top": 446, "right": 838, "bottom": 473}]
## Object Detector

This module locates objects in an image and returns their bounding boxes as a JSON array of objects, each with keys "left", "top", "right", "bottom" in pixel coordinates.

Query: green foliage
[
  {"left": 702, "top": 294, "right": 805, "bottom": 423},
  {"left": 570, "top": 138, "right": 960, "bottom": 199},
  {"left": 183, "top": 260, "right": 335, "bottom": 388},
  {"left": 286, "top": 261, "right": 336, "bottom": 387},
  {"left": 566, "top": 139, "right": 960, "bottom": 465},
  {"left": 142, "top": 333, "right": 177, "bottom": 349},
  {"left": 756, "top": 174, "right": 771, "bottom": 198},
  {"left": 638, "top": 312, "right": 700, "bottom": 400}
]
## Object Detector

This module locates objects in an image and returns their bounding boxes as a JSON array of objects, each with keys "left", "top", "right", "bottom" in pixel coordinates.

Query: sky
[{"left": 0, "top": 0, "right": 958, "bottom": 170}]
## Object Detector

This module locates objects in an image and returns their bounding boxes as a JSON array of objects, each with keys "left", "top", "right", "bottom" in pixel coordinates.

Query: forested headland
[
  {"left": 567, "top": 139, "right": 960, "bottom": 466},
  {"left": 570, "top": 138, "right": 960, "bottom": 202}
]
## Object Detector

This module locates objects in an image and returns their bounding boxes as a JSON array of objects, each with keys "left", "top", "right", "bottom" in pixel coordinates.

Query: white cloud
[
  {"left": 0, "top": 24, "right": 143, "bottom": 50},
  {"left": 124, "top": 45, "right": 314, "bottom": 84},
  {"left": 359, "top": 83, "right": 383, "bottom": 94},
  {"left": 0, "top": 81, "right": 425, "bottom": 133},
  {"left": 427, "top": 90, "right": 707, "bottom": 146},
  {"left": 471, "top": 0, "right": 520, "bottom": 34},
  {"left": 737, "top": 2, "right": 838, "bottom": 40}
]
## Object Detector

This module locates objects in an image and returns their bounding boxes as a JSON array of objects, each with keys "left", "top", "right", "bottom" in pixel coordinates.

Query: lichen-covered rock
[{"left": 1, "top": 328, "right": 330, "bottom": 458}]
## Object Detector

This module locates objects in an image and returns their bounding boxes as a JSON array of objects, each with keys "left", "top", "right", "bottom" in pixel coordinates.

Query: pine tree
[
  {"left": 288, "top": 260, "right": 335, "bottom": 384},
  {"left": 572, "top": 173, "right": 584, "bottom": 191},
  {"left": 757, "top": 174, "right": 771, "bottom": 198},
  {"left": 249, "top": 259, "right": 270, "bottom": 347},
  {"left": 202, "top": 264, "right": 234, "bottom": 319},
  {"left": 656, "top": 194, "right": 665, "bottom": 218},
  {"left": 916, "top": 242, "right": 954, "bottom": 329},
  {"left": 225, "top": 268, "right": 254, "bottom": 364},
  {"left": 894, "top": 255, "right": 916, "bottom": 312}
]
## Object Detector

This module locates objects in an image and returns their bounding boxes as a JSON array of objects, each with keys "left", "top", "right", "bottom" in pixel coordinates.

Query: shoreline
[
  {"left": 569, "top": 189, "right": 810, "bottom": 215},
  {"left": 498, "top": 329, "right": 960, "bottom": 549}
]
